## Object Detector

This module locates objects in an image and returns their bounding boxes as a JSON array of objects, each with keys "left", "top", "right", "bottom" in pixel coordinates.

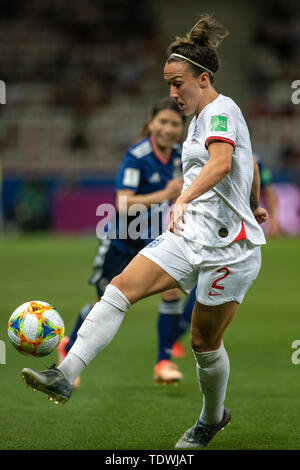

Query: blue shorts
[{"left": 88, "top": 240, "right": 134, "bottom": 298}]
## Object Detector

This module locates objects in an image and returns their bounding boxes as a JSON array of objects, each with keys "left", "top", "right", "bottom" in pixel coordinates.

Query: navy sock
[
  {"left": 157, "top": 299, "right": 183, "bottom": 363},
  {"left": 65, "top": 303, "right": 93, "bottom": 353},
  {"left": 175, "top": 286, "right": 196, "bottom": 341}
]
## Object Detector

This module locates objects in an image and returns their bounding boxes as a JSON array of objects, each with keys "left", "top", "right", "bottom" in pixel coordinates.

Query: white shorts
[{"left": 139, "top": 230, "right": 261, "bottom": 306}]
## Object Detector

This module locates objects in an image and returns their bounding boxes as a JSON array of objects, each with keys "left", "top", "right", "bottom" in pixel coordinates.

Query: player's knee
[
  {"left": 190, "top": 332, "right": 221, "bottom": 353},
  {"left": 110, "top": 273, "right": 139, "bottom": 305},
  {"left": 110, "top": 274, "right": 129, "bottom": 300},
  {"left": 100, "top": 283, "right": 131, "bottom": 313},
  {"left": 110, "top": 273, "right": 123, "bottom": 291},
  {"left": 161, "top": 288, "right": 180, "bottom": 302}
]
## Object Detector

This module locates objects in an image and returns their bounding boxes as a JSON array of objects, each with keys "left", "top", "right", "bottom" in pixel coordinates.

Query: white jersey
[{"left": 180, "top": 93, "right": 266, "bottom": 248}]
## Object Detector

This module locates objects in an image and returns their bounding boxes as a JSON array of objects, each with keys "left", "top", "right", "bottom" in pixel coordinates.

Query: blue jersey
[
  {"left": 108, "top": 136, "right": 182, "bottom": 257},
  {"left": 254, "top": 153, "right": 272, "bottom": 190}
]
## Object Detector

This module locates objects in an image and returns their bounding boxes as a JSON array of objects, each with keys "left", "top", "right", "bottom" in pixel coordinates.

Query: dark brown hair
[
  {"left": 166, "top": 14, "right": 229, "bottom": 83},
  {"left": 140, "top": 97, "right": 186, "bottom": 138}
]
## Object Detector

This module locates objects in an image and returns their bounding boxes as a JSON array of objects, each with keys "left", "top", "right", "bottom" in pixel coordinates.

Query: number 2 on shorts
[{"left": 208, "top": 267, "right": 230, "bottom": 296}]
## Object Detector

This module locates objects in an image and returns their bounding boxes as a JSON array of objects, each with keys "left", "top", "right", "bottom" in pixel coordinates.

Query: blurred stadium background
[{"left": 0, "top": 0, "right": 299, "bottom": 235}]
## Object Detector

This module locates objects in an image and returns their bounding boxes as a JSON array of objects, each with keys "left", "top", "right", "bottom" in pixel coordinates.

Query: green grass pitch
[{"left": 0, "top": 234, "right": 300, "bottom": 450}]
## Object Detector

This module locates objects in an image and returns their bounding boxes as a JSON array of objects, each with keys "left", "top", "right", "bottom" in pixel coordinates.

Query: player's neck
[
  {"left": 150, "top": 136, "right": 172, "bottom": 163},
  {"left": 195, "top": 88, "right": 219, "bottom": 117}
]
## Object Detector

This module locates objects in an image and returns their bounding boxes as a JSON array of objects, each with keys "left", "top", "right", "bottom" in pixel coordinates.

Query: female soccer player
[
  {"left": 171, "top": 154, "right": 281, "bottom": 353},
  {"left": 58, "top": 97, "right": 189, "bottom": 385},
  {"left": 22, "top": 14, "right": 268, "bottom": 449}
]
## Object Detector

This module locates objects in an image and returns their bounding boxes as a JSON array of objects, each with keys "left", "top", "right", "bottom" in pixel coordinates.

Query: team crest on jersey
[
  {"left": 149, "top": 172, "right": 161, "bottom": 183},
  {"left": 146, "top": 236, "right": 164, "bottom": 248}
]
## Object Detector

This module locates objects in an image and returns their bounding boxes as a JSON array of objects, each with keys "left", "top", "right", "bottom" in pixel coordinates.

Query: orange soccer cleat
[
  {"left": 57, "top": 336, "right": 69, "bottom": 362},
  {"left": 171, "top": 341, "right": 187, "bottom": 358},
  {"left": 153, "top": 359, "right": 183, "bottom": 384}
]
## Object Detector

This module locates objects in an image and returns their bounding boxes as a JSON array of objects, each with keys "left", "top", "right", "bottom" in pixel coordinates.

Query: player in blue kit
[{"left": 58, "top": 97, "right": 191, "bottom": 385}]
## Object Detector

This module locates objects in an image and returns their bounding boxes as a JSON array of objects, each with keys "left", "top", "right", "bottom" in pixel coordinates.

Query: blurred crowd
[
  {"left": 246, "top": 0, "right": 300, "bottom": 185},
  {"left": 0, "top": 0, "right": 163, "bottom": 176},
  {"left": 0, "top": 0, "right": 161, "bottom": 105}
]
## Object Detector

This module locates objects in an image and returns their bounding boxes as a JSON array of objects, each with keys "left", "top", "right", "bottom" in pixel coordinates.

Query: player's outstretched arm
[{"left": 116, "top": 179, "right": 183, "bottom": 213}]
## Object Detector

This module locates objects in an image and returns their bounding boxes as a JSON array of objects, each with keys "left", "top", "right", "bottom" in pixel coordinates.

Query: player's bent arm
[
  {"left": 168, "top": 142, "right": 233, "bottom": 235},
  {"left": 116, "top": 180, "right": 183, "bottom": 213},
  {"left": 250, "top": 156, "right": 260, "bottom": 211},
  {"left": 176, "top": 142, "right": 233, "bottom": 205},
  {"left": 250, "top": 156, "right": 269, "bottom": 225}
]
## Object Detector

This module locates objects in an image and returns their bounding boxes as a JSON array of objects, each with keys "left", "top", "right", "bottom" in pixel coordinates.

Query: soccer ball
[{"left": 8, "top": 300, "right": 65, "bottom": 357}]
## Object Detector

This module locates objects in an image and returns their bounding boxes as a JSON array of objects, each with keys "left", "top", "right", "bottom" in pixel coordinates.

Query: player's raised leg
[{"left": 21, "top": 253, "right": 179, "bottom": 403}]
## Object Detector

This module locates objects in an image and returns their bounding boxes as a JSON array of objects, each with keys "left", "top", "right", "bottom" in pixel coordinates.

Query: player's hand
[
  {"left": 164, "top": 178, "right": 183, "bottom": 201},
  {"left": 253, "top": 206, "right": 269, "bottom": 225},
  {"left": 168, "top": 197, "right": 187, "bottom": 236}
]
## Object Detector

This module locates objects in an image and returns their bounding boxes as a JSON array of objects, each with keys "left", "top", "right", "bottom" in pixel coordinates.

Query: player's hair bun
[
  {"left": 169, "top": 14, "right": 229, "bottom": 53},
  {"left": 188, "top": 14, "right": 229, "bottom": 50},
  {"left": 166, "top": 14, "right": 229, "bottom": 82}
]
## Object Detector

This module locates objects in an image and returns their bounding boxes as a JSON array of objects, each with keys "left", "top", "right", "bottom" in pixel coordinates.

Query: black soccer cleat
[
  {"left": 175, "top": 407, "right": 231, "bottom": 449},
  {"left": 21, "top": 364, "right": 72, "bottom": 404}
]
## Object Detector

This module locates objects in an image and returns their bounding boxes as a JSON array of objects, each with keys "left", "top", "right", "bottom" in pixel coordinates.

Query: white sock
[
  {"left": 58, "top": 353, "right": 86, "bottom": 385},
  {"left": 193, "top": 343, "right": 230, "bottom": 425},
  {"left": 58, "top": 284, "right": 130, "bottom": 382}
]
